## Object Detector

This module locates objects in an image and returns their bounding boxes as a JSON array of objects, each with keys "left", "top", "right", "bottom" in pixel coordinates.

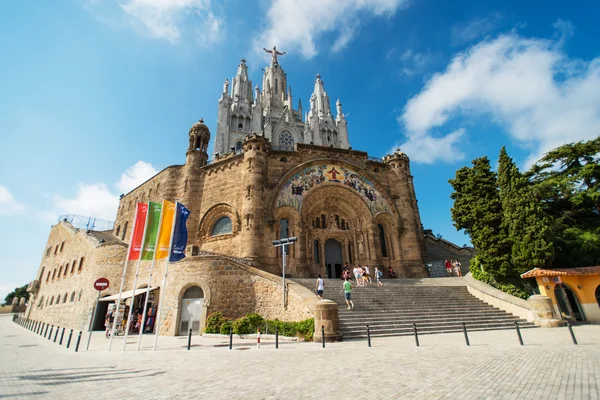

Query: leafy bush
[
  {"left": 219, "top": 320, "right": 233, "bottom": 335},
  {"left": 211, "top": 312, "right": 314, "bottom": 340},
  {"left": 470, "top": 257, "right": 531, "bottom": 300},
  {"left": 205, "top": 312, "right": 228, "bottom": 334}
]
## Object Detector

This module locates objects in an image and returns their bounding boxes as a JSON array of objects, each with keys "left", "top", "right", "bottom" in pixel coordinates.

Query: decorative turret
[
  {"left": 307, "top": 74, "right": 350, "bottom": 148},
  {"left": 187, "top": 118, "right": 210, "bottom": 167}
]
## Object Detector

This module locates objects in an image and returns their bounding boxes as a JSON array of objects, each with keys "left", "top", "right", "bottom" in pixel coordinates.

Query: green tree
[
  {"left": 529, "top": 137, "right": 600, "bottom": 267},
  {"left": 497, "top": 147, "right": 554, "bottom": 273},
  {"left": 449, "top": 157, "right": 512, "bottom": 277},
  {"left": 3, "top": 284, "right": 29, "bottom": 306}
]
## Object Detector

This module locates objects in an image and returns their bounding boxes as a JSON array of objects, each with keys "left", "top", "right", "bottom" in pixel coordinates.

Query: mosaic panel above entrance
[{"left": 275, "top": 164, "right": 390, "bottom": 215}]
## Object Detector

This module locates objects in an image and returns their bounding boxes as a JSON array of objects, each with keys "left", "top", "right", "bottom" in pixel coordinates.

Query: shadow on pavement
[{"left": 18, "top": 367, "right": 165, "bottom": 386}]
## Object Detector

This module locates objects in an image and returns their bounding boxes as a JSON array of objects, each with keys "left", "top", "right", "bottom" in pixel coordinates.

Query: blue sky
[{"left": 1, "top": 0, "right": 600, "bottom": 300}]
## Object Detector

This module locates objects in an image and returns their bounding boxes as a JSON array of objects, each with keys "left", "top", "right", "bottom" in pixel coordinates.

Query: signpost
[
  {"left": 272, "top": 237, "right": 297, "bottom": 308},
  {"left": 87, "top": 278, "right": 110, "bottom": 351}
]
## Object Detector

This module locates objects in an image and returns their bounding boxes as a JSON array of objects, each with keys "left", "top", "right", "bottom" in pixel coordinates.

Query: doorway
[
  {"left": 325, "top": 239, "right": 343, "bottom": 279},
  {"left": 92, "top": 297, "right": 110, "bottom": 330},
  {"left": 178, "top": 286, "right": 204, "bottom": 335},
  {"left": 554, "top": 284, "right": 586, "bottom": 321}
]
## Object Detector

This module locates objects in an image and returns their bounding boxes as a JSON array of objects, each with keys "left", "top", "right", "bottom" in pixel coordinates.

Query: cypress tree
[{"left": 497, "top": 147, "right": 553, "bottom": 273}]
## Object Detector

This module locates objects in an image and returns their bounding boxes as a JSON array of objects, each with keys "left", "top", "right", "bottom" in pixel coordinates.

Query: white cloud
[
  {"left": 398, "top": 49, "right": 437, "bottom": 77},
  {"left": 398, "top": 30, "right": 600, "bottom": 165},
  {"left": 255, "top": 0, "right": 408, "bottom": 58},
  {"left": 44, "top": 161, "right": 158, "bottom": 223},
  {"left": 0, "top": 185, "right": 26, "bottom": 215},
  {"left": 451, "top": 13, "right": 502, "bottom": 45},
  {"left": 116, "top": 160, "right": 159, "bottom": 193},
  {"left": 53, "top": 184, "right": 119, "bottom": 221}
]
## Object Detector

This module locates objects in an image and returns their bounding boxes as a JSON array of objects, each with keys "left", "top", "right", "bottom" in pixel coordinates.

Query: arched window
[
  {"left": 279, "top": 219, "right": 289, "bottom": 239},
  {"left": 70, "top": 291, "right": 76, "bottom": 302},
  {"left": 315, "top": 217, "right": 320, "bottom": 229},
  {"left": 236, "top": 141, "right": 243, "bottom": 151},
  {"left": 122, "top": 222, "right": 128, "bottom": 240},
  {"left": 49, "top": 296, "right": 54, "bottom": 306},
  {"left": 60, "top": 241, "right": 65, "bottom": 252},
  {"left": 71, "top": 260, "right": 76, "bottom": 274},
  {"left": 314, "top": 240, "right": 320, "bottom": 263},
  {"left": 183, "top": 286, "right": 204, "bottom": 299},
  {"left": 321, "top": 214, "right": 326, "bottom": 229},
  {"left": 78, "top": 257, "right": 84, "bottom": 272},
  {"left": 211, "top": 216, "right": 233, "bottom": 236},
  {"left": 47, "top": 271, "right": 51, "bottom": 282},
  {"left": 57, "top": 266, "right": 62, "bottom": 278},
  {"left": 38, "top": 296, "right": 44, "bottom": 308},
  {"left": 115, "top": 225, "right": 121, "bottom": 237},
  {"left": 238, "top": 122, "right": 243, "bottom": 129},
  {"left": 275, "top": 78, "right": 278, "bottom": 94},
  {"left": 378, "top": 224, "right": 388, "bottom": 258},
  {"left": 52, "top": 269, "right": 56, "bottom": 280},
  {"left": 63, "top": 293, "right": 68, "bottom": 303}
]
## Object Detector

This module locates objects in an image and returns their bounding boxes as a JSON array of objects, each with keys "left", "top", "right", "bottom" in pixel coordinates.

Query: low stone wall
[{"left": 464, "top": 273, "right": 534, "bottom": 322}]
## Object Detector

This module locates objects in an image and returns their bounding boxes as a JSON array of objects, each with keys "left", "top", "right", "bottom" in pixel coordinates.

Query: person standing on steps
[
  {"left": 316, "top": 275, "right": 325, "bottom": 300},
  {"left": 375, "top": 267, "right": 383, "bottom": 287},
  {"left": 343, "top": 278, "right": 354, "bottom": 309},
  {"left": 364, "top": 265, "right": 372, "bottom": 283}
]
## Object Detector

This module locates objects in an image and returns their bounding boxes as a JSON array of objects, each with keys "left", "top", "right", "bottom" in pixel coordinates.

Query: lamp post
[{"left": 272, "top": 237, "right": 298, "bottom": 308}]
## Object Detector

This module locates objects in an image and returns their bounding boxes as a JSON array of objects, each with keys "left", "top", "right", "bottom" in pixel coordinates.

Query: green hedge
[
  {"left": 204, "top": 311, "right": 314, "bottom": 341},
  {"left": 470, "top": 257, "right": 532, "bottom": 299}
]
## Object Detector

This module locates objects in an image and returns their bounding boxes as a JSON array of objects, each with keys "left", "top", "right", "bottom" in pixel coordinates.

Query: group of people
[
  {"left": 104, "top": 305, "right": 156, "bottom": 338},
  {"left": 445, "top": 259, "right": 463, "bottom": 277},
  {"left": 315, "top": 263, "right": 398, "bottom": 310}
]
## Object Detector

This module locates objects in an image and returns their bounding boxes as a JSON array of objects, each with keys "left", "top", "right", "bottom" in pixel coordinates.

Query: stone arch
[
  {"left": 197, "top": 203, "right": 241, "bottom": 240},
  {"left": 374, "top": 212, "right": 401, "bottom": 261},
  {"left": 266, "top": 158, "right": 398, "bottom": 222},
  {"left": 174, "top": 281, "right": 212, "bottom": 335}
]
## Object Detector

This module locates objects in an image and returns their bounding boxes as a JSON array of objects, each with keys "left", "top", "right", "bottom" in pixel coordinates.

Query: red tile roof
[{"left": 521, "top": 266, "right": 600, "bottom": 278}]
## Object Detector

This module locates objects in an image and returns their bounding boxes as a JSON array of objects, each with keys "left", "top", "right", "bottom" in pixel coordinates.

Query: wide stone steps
[{"left": 292, "top": 278, "right": 536, "bottom": 340}]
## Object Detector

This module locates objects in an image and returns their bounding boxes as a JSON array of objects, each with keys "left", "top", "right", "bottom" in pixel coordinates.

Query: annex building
[{"left": 25, "top": 50, "right": 433, "bottom": 337}]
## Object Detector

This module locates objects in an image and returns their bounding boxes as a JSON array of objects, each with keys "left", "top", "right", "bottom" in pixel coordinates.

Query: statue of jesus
[{"left": 263, "top": 46, "right": 286, "bottom": 65}]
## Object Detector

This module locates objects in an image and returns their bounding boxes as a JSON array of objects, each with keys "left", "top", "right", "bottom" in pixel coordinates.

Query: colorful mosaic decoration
[{"left": 276, "top": 164, "right": 391, "bottom": 214}]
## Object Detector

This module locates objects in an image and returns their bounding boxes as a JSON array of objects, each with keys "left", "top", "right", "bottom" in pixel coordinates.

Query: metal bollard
[
  {"left": 256, "top": 327, "right": 261, "bottom": 349},
  {"left": 48, "top": 325, "right": 54, "bottom": 341},
  {"left": 566, "top": 320, "right": 578, "bottom": 345},
  {"left": 75, "top": 331, "right": 82, "bottom": 352},
  {"left": 229, "top": 327, "right": 233, "bottom": 350},
  {"left": 321, "top": 325, "right": 325, "bottom": 348},
  {"left": 413, "top": 322, "right": 420, "bottom": 347},
  {"left": 515, "top": 321, "right": 524, "bottom": 345},
  {"left": 462, "top": 322, "right": 470, "bottom": 346},
  {"left": 54, "top": 327, "right": 59, "bottom": 342},
  {"left": 44, "top": 323, "right": 48, "bottom": 338},
  {"left": 187, "top": 328, "right": 192, "bottom": 351},
  {"left": 59, "top": 328, "right": 65, "bottom": 345},
  {"left": 366, "top": 324, "right": 371, "bottom": 347},
  {"left": 275, "top": 327, "right": 279, "bottom": 349},
  {"left": 66, "top": 329, "right": 73, "bottom": 349}
]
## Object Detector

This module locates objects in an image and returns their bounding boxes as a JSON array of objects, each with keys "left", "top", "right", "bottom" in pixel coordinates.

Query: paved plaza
[{"left": 1, "top": 314, "right": 600, "bottom": 399}]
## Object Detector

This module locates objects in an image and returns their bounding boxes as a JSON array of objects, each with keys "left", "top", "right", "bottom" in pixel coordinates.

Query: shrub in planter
[{"left": 205, "top": 312, "right": 228, "bottom": 333}]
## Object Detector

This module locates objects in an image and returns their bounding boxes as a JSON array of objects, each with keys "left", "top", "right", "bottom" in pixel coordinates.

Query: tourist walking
[
  {"left": 343, "top": 278, "right": 354, "bottom": 310},
  {"left": 445, "top": 259, "right": 452, "bottom": 276},
  {"left": 375, "top": 267, "right": 383, "bottom": 287},
  {"left": 364, "top": 265, "right": 372, "bottom": 283},
  {"left": 453, "top": 260, "right": 462, "bottom": 277},
  {"left": 361, "top": 266, "right": 369, "bottom": 286},
  {"left": 353, "top": 265, "right": 363, "bottom": 287},
  {"left": 315, "top": 275, "right": 324, "bottom": 300}
]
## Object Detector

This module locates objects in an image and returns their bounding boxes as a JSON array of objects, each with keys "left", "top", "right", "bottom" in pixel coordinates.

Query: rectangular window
[
  {"left": 71, "top": 261, "right": 76, "bottom": 274},
  {"left": 52, "top": 269, "right": 56, "bottom": 280},
  {"left": 54, "top": 245, "right": 58, "bottom": 255},
  {"left": 78, "top": 257, "right": 84, "bottom": 272},
  {"left": 46, "top": 247, "right": 51, "bottom": 257},
  {"left": 59, "top": 241, "right": 65, "bottom": 252}
]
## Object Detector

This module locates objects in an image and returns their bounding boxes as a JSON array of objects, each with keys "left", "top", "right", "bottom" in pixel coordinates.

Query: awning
[{"left": 99, "top": 287, "right": 159, "bottom": 302}]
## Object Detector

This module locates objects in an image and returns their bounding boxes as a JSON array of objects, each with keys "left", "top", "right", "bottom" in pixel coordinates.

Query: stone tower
[
  {"left": 212, "top": 49, "right": 351, "bottom": 157},
  {"left": 186, "top": 119, "right": 210, "bottom": 168}
]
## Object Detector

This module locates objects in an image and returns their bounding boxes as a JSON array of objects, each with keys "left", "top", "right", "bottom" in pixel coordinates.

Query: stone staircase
[{"left": 292, "top": 278, "right": 536, "bottom": 340}]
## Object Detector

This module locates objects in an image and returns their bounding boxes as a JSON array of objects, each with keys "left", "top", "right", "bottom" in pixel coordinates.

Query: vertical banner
[
  {"left": 141, "top": 202, "right": 162, "bottom": 260},
  {"left": 155, "top": 201, "right": 176, "bottom": 260},
  {"left": 128, "top": 203, "right": 148, "bottom": 260},
  {"left": 169, "top": 202, "right": 190, "bottom": 262}
]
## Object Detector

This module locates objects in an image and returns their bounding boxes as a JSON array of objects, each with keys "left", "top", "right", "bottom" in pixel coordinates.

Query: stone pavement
[{"left": 2, "top": 314, "right": 600, "bottom": 399}]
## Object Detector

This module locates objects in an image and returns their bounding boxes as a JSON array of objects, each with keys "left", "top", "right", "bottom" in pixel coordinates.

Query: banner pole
[
  {"left": 122, "top": 204, "right": 151, "bottom": 352},
  {"left": 153, "top": 202, "right": 179, "bottom": 351},
  {"left": 137, "top": 201, "right": 165, "bottom": 351},
  {"left": 109, "top": 203, "right": 141, "bottom": 351}
]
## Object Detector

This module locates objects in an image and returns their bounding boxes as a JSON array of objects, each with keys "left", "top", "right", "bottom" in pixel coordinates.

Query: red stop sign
[{"left": 94, "top": 278, "right": 110, "bottom": 291}]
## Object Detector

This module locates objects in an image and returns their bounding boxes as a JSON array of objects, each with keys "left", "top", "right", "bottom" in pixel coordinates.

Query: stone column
[
  {"left": 367, "top": 225, "right": 378, "bottom": 262},
  {"left": 241, "top": 134, "right": 269, "bottom": 260},
  {"left": 313, "top": 300, "right": 342, "bottom": 342}
]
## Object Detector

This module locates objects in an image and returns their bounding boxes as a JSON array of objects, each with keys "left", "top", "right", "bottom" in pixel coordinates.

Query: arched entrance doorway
[
  {"left": 595, "top": 285, "right": 600, "bottom": 308},
  {"left": 92, "top": 295, "right": 111, "bottom": 330},
  {"left": 179, "top": 286, "right": 204, "bottom": 335},
  {"left": 325, "top": 239, "right": 342, "bottom": 279},
  {"left": 554, "top": 284, "right": 586, "bottom": 321}
]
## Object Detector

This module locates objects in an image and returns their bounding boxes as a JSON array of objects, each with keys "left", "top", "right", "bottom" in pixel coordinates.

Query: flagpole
[
  {"left": 122, "top": 204, "right": 151, "bottom": 351},
  {"left": 153, "top": 202, "right": 178, "bottom": 351},
  {"left": 109, "top": 204, "right": 140, "bottom": 351},
  {"left": 136, "top": 201, "right": 165, "bottom": 351}
]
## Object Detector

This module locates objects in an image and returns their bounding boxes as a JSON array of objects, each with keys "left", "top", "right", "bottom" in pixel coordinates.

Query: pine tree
[
  {"left": 449, "top": 157, "right": 512, "bottom": 277},
  {"left": 497, "top": 147, "right": 553, "bottom": 273}
]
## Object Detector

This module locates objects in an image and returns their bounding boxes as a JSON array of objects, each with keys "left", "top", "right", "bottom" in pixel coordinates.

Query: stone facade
[{"left": 25, "top": 55, "right": 427, "bottom": 336}]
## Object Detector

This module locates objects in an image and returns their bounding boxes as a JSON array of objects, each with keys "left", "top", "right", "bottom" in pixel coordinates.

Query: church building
[{"left": 24, "top": 50, "right": 429, "bottom": 338}]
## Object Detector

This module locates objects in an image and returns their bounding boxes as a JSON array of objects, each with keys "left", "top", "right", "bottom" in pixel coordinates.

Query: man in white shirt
[{"left": 315, "top": 275, "right": 324, "bottom": 299}]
